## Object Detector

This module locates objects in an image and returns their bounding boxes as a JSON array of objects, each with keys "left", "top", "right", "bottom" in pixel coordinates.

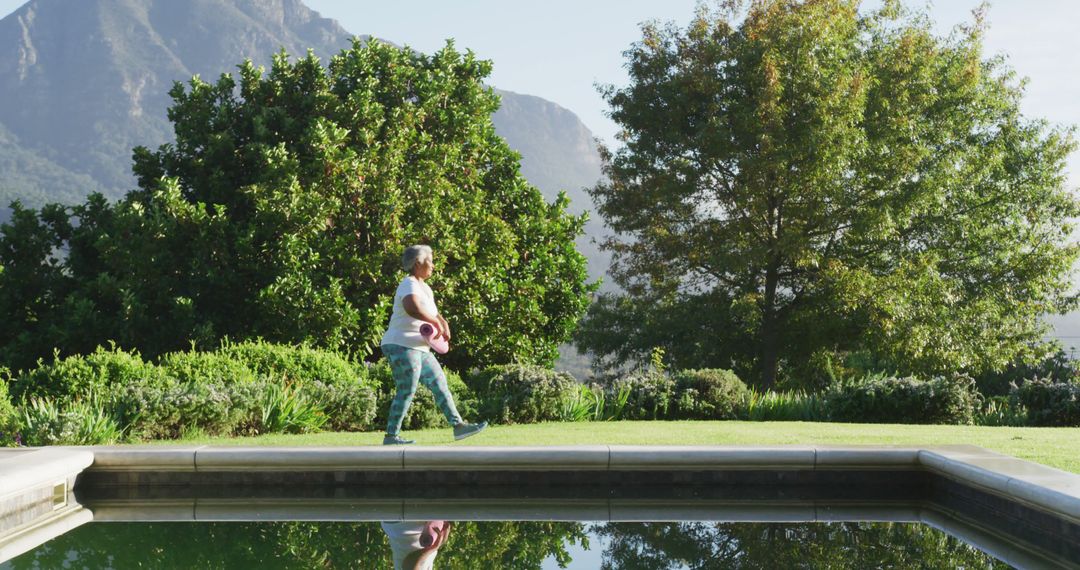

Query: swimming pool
[{"left": 1, "top": 445, "right": 1077, "bottom": 568}]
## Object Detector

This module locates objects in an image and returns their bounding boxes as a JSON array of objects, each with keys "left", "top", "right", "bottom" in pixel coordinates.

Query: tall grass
[
  {"left": 976, "top": 396, "right": 1028, "bottom": 427},
  {"left": 20, "top": 397, "right": 125, "bottom": 445},
  {"left": 259, "top": 384, "right": 328, "bottom": 434},
  {"left": 742, "top": 389, "right": 827, "bottom": 421},
  {"left": 559, "top": 384, "right": 632, "bottom": 422}
]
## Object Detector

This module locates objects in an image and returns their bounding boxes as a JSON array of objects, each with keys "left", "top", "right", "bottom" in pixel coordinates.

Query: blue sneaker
[
  {"left": 452, "top": 421, "right": 487, "bottom": 441},
  {"left": 383, "top": 434, "right": 415, "bottom": 445}
]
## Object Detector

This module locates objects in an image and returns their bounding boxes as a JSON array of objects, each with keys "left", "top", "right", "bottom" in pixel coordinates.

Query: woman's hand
[{"left": 437, "top": 315, "right": 452, "bottom": 341}]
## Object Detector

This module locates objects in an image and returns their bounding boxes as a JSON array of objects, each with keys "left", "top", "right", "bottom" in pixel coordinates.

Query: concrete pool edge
[
  {"left": 3, "top": 444, "right": 1056, "bottom": 522},
  {"left": 3, "top": 444, "right": 1079, "bottom": 525}
]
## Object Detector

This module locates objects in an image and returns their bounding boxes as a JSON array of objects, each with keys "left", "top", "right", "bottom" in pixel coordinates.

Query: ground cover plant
[{"left": 3, "top": 342, "right": 1078, "bottom": 448}]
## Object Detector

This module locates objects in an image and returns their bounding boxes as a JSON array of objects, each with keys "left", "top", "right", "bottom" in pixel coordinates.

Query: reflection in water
[
  {"left": 381, "top": 521, "right": 452, "bottom": 570},
  {"left": 0, "top": 520, "right": 1016, "bottom": 569}
]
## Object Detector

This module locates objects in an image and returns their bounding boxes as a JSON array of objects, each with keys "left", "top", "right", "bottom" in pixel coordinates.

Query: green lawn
[{"left": 164, "top": 421, "right": 1080, "bottom": 474}]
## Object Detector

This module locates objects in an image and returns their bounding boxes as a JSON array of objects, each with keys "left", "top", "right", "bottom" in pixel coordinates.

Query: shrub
[
  {"left": 372, "top": 361, "right": 477, "bottom": 430},
  {"left": 215, "top": 341, "right": 364, "bottom": 387},
  {"left": 11, "top": 346, "right": 166, "bottom": 402},
  {"left": 1, "top": 375, "right": 20, "bottom": 444},
  {"left": 157, "top": 350, "right": 256, "bottom": 385},
  {"left": 111, "top": 380, "right": 255, "bottom": 439},
  {"left": 302, "top": 380, "right": 378, "bottom": 432},
  {"left": 671, "top": 369, "right": 748, "bottom": 420},
  {"left": 466, "top": 365, "right": 579, "bottom": 425},
  {"left": 258, "top": 384, "right": 328, "bottom": 434},
  {"left": 1011, "top": 378, "right": 1080, "bottom": 427},
  {"left": 19, "top": 397, "right": 124, "bottom": 446},
  {"left": 826, "top": 373, "right": 981, "bottom": 425},
  {"left": 975, "top": 350, "right": 1077, "bottom": 397},
  {"left": 605, "top": 371, "right": 675, "bottom": 420}
]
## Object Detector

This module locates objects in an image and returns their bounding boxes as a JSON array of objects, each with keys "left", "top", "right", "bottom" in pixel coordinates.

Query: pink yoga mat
[
  {"left": 419, "top": 323, "right": 449, "bottom": 354},
  {"left": 420, "top": 520, "right": 448, "bottom": 548}
]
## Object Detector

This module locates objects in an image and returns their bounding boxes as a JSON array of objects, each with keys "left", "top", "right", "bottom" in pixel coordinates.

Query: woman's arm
[{"left": 403, "top": 294, "right": 442, "bottom": 336}]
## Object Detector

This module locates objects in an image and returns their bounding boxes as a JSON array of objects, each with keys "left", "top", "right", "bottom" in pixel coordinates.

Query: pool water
[{"left": 1, "top": 520, "right": 1012, "bottom": 569}]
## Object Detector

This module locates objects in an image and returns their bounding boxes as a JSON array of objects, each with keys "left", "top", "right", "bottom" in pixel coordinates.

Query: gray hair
[{"left": 401, "top": 244, "right": 433, "bottom": 273}]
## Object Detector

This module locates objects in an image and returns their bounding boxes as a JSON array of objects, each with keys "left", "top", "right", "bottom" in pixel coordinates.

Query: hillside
[{"left": 0, "top": 0, "right": 607, "bottom": 278}]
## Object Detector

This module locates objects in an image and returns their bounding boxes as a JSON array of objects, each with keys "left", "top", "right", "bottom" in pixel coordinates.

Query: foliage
[
  {"left": 0, "top": 39, "right": 595, "bottom": 373},
  {"left": 4, "top": 520, "right": 590, "bottom": 570},
  {"left": 466, "top": 364, "right": 580, "bottom": 424},
  {"left": 671, "top": 368, "right": 748, "bottom": 420},
  {"left": 592, "top": 521, "right": 1010, "bottom": 569},
  {"left": 577, "top": 0, "right": 1080, "bottom": 388},
  {"left": 10, "top": 345, "right": 166, "bottom": 402},
  {"left": 111, "top": 380, "right": 258, "bottom": 439},
  {"left": 976, "top": 395, "right": 1028, "bottom": 427},
  {"left": 215, "top": 340, "right": 364, "bottom": 388},
  {"left": 558, "top": 384, "right": 596, "bottom": 422},
  {"left": 303, "top": 379, "right": 377, "bottom": 432},
  {"left": 157, "top": 349, "right": 258, "bottom": 385},
  {"left": 18, "top": 397, "right": 124, "bottom": 446},
  {"left": 559, "top": 383, "right": 632, "bottom": 422},
  {"left": 258, "top": 383, "right": 328, "bottom": 434},
  {"left": 742, "top": 389, "right": 827, "bottom": 422},
  {"left": 826, "top": 373, "right": 981, "bottom": 425},
  {"left": 974, "top": 348, "right": 1078, "bottom": 396},
  {"left": 0, "top": 370, "right": 16, "bottom": 442},
  {"left": 1011, "top": 377, "right": 1080, "bottom": 427},
  {"left": 0, "top": 202, "right": 74, "bottom": 373},
  {"left": 605, "top": 370, "right": 676, "bottom": 420}
]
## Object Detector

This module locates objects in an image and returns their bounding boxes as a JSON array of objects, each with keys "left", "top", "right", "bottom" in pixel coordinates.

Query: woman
[
  {"left": 380, "top": 244, "right": 486, "bottom": 445},
  {"left": 380, "top": 520, "right": 452, "bottom": 570}
]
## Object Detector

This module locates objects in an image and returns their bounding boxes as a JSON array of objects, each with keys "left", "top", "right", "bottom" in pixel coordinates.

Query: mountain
[
  {"left": 0, "top": 1, "right": 607, "bottom": 275},
  {"left": 491, "top": 89, "right": 607, "bottom": 283},
  {"left": 0, "top": 0, "right": 357, "bottom": 202}
]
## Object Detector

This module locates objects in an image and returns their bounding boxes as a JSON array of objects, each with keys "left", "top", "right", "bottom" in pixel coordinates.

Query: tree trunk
[{"left": 760, "top": 262, "right": 780, "bottom": 390}]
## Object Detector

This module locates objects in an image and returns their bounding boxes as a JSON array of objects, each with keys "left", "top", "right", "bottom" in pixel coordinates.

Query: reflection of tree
[
  {"left": 4, "top": 520, "right": 587, "bottom": 569},
  {"left": 5, "top": 520, "right": 1013, "bottom": 569},
  {"left": 592, "top": 522, "right": 1011, "bottom": 569},
  {"left": 434, "top": 522, "right": 588, "bottom": 569}
]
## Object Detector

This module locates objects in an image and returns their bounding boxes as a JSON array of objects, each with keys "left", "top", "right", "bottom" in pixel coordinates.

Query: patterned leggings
[{"left": 382, "top": 344, "right": 462, "bottom": 436}]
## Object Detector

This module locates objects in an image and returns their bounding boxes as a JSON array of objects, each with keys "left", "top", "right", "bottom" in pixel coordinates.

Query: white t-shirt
[
  {"left": 380, "top": 521, "right": 436, "bottom": 570},
  {"left": 381, "top": 275, "right": 436, "bottom": 351}
]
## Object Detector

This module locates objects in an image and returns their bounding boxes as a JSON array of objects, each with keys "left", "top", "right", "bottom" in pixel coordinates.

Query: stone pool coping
[
  {"left": 3, "top": 444, "right": 1079, "bottom": 568},
  {"left": 3, "top": 444, "right": 1079, "bottom": 524}
]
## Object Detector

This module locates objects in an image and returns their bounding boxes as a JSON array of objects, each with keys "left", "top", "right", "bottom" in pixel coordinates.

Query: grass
[{"left": 154, "top": 420, "right": 1080, "bottom": 474}]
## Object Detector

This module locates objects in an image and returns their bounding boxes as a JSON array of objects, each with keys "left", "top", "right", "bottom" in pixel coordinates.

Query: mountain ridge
[{"left": 0, "top": 0, "right": 607, "bottom": 283}]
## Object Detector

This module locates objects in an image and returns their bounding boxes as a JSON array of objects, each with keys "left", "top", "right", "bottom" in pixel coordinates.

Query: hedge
[{"left": 826, "top": 373, "right": 981, "bottom": 425}]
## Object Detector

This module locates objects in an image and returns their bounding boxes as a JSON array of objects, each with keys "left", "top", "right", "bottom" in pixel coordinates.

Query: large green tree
[
  {"left": 577, "top": 0, "right": 1079, "bottom": 387},
  {"left": 0, "top": 39, "right": 594, "bottom": 372}
]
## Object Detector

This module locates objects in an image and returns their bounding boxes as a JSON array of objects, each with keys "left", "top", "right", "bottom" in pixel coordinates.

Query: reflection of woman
[
  {"left": 380, "top": 245, "right": 486, "bottom": 445},
  {"left": 380, "top": 520, "right": 453, "bottom": 570}
]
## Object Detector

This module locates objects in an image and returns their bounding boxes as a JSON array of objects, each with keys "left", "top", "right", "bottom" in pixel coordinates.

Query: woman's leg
[
  {"left": 383, "top": 345, "right": 422, "bottom": 436},
  {"left": 417, "top": 351, "right": 464, "bottom": 426}
]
